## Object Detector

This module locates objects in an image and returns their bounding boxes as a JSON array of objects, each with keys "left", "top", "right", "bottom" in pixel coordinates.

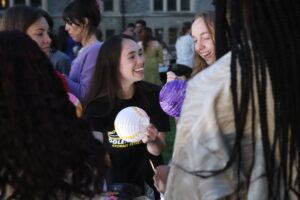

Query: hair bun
[
  {"left": 95, "top": 0, "right": 103, "bottom": 10},
  {"left": 79, "top": 0, "right": 102, "bottom": 10}
]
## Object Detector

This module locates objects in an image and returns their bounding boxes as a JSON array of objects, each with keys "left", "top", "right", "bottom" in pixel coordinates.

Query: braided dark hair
[
  {"left": 0, "top": 30, "right": 108, "bottom": 200},
  {"left": 175, "top": 0, "right": 300, "bottom": 199},
  {"left": 215, "top": 0, "right": 300, "bottom": 199}
]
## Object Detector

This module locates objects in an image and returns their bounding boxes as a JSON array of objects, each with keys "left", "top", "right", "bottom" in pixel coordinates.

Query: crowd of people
[{"left": 0, "top": 0, "right": 300, "bottom": 199}]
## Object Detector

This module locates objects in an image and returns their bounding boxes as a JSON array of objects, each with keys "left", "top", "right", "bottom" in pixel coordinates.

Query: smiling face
[
  {"left": 119, "top": 38, "right": 144, "bottom": 87},
  {"left": 191, "top": 17, "right": 216, "bottom": 65},
  {"left": 26, "top": 17, "right": 51, "bottom": 55}
]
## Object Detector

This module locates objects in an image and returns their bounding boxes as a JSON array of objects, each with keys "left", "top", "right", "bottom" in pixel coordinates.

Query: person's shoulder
[
  {"left": 208, "top": 51, "right": 231, "bottom": 72},
  {"left": 150, "top": 40, "right": 161, "bottom": 48},
  {"left": 186, "top": 34, "right": 194, "bottom": 42},
  {"left": 196, "top": 52, "right": 231, "bottom": 76},
  {"left": 179, "top": 34, "right": 191, "bottom": 40},
  {"left": 85, "top": 97, "right": 109, "bottom": 115},
  {"left": 177, "top": 35, "right": 190, "bottom": 45},
  {"left": 78, "top": 41, "right": 102, "bottom": 59},
  {"left": 138, "top": 81, "right": 161, "bottom": 93},
  {"left": 89, "top": 41, "right": 102, "bottom": 50},
  {"left": 54, "top": 50, "right": 71, "bottom": 60},
  {"left": 82, "top": 41, "right": 102, "bottom": 54},
  {"left": 189, "top": 52, "right": 232, "bottom": 89},
  {"left": 87, "top": 97, "right": 108, "bottom": 107}
]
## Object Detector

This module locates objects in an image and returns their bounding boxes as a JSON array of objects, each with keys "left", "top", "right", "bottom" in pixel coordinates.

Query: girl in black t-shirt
[{"left": 85, "top": 34, "right": 170, "bottom": 199}]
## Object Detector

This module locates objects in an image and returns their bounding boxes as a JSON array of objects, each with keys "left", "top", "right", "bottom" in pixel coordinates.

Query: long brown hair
[
  {"left": 191, "top": 11, "right": 215, "bottom": 77},
  {"left": 85, "top": 34, "right": 148, "bottom": 113},
  {"left": 139, "top": 27, "right": 154, "bottom": 52},
  {"left": 0, "top": 5, "right": 45, "bottom": 32}
]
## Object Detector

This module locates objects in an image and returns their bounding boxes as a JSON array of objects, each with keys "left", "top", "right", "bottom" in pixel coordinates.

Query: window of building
[
  {"left": 153, "top": 0, "right": 190, "bottom": 12},
  {"left": 154, "top": 28, "right": 164, "bottom": 43},
  {"left": 103, "top": 0, "right": 113, "bottom": 11},
  {"left": 181, "top": 0, "right": 190, "bottom": 11},
  {"left": 167, "top": 0, "right": 176, "bottom": 11},
  {"left": 31, "top": 0, "right": 41, "bottom": 8},
  {"left": 168, "top": 28, "right": 178, "bottom": 45},
  {"left": 14, "top": 0, "right": 25, "bottom": 4},
  {"left": 0, "top": 0, "right": 8, "bottom": 10},
  {"left": 105, "top": 29, "right": 115, "bottom": 40},
  {"left": 153, "top": 0, "right": 163, "bottom": 11}
]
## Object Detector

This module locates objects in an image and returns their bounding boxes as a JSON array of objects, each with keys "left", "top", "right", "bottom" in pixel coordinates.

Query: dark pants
[{"left": 170, "top": 64, "right": 193, "bottom": 79}]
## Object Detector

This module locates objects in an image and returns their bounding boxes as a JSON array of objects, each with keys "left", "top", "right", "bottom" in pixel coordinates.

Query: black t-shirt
[{"left": 85, "top": 81, "right": 170, "bottom": 190}]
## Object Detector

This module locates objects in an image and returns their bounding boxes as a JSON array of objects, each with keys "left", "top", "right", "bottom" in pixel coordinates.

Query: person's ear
[{"left": 83, "top": 17, "right": 90, "bottom": 27}]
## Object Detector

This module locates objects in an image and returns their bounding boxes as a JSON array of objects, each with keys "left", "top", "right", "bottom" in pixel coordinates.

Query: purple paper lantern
[{"left": 159, "top": 80, "right": 187, "bottom": 117}]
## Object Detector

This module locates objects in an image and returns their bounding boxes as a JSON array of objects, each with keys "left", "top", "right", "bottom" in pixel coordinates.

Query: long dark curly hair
[{"left": 0, "top": 30, "right": 108, "bottom": 200}]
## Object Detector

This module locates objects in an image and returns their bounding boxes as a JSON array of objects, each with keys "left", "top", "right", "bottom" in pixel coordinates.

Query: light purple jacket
[{"left": 65, "top": 41, "right": 102, "bottom": 103}]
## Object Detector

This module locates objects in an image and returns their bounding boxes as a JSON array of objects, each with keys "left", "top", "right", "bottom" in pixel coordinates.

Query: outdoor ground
[{"left": 162, "top": 117, "right": 176, "bottom": 163}]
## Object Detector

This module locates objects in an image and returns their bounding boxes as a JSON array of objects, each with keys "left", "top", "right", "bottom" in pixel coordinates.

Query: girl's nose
[
  {"left": 65, "top": 24, "right": 70, "bottom": 31},
  {"left": 195, "top": 40, "right": 204, "bottom": 52},
  {"left": 45, "top": 32, "right": 52, "bottom": 44},
  {"left": 138, "top": 54, "right": 145, "bottom": 65}
]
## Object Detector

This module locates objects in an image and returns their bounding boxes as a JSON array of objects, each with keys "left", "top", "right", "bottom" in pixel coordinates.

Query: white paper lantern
[{"left": 114, "top": 106, "right": 150, "bottom": 143}]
